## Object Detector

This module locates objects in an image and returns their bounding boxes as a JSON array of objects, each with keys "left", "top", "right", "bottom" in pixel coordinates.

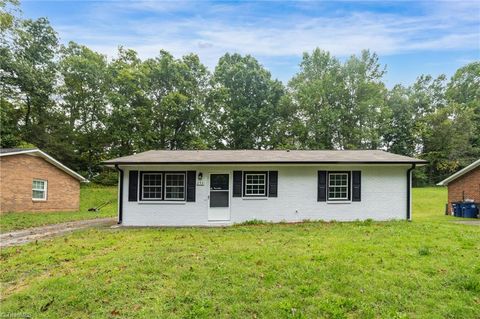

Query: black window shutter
[
  {"left": 128, "top": 171, "right": 138, "bottom": 202},
  {"left": 268, "top": 171, "right": 278, "bottom": 197},
  {"left": 186, "top": 171, "right": 196, "bottom": 202},
  {"left": 233, "top": 171, "right": 242, "bottom": 197},
  {"left": 352, "top": 171, "right": 361, "bottom": 202},
  {"left": 317, "top": 171, "right": 327, "bottom": 202}
]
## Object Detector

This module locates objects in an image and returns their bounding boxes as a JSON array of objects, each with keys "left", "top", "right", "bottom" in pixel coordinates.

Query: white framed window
[
  {"left": 32, "top": 179, "right": 47, "bottom": 201},
  {"left": 141, "top": 173, "right": 163, "bottom": 200},
  {"left": 244, "top": 172, "right": 267, "bottom": 196},
  {"left": 165, "top": 173, "right": 186, "bottom": 200},
  {"left": 328, "top": 172, "right": 350, "bottom": 201}
]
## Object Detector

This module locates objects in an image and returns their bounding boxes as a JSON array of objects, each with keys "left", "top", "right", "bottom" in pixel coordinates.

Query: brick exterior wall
[
  {"left": 447, "top": 166, "right": 480, "bottom": 212},
  {"left": 0, "top": 154, "right": 80, "bottom": 213}
]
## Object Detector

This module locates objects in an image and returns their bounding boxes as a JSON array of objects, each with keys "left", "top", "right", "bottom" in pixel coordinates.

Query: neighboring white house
[{"left": 103, "top": 150, "right": 426, "bottom": 226}]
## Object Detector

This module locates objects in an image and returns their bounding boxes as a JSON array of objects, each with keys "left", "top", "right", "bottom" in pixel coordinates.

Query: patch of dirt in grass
[
  {"left": 452, "top": 220, "right": 480, "bottom": 226},
  {"left": 0, "top": 218, "right": 116, "bottom": 247}
]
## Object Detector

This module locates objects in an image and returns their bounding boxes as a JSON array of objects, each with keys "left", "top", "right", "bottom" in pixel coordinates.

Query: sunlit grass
[{"left": 0, "top": 187, "right": 479, "bottom": 318}]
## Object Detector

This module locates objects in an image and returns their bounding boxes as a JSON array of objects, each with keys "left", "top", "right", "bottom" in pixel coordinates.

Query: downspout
[
  {"left": 115, "top": 164, "right": 123, "bottom": 225},
  {"left": 406, "top": 164, "right": 416, "bottom": 221}
]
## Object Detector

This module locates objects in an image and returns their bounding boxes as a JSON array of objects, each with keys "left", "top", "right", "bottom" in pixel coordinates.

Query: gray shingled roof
[{"left": 103, "top": 150, "right": 426, "bottom": 165}]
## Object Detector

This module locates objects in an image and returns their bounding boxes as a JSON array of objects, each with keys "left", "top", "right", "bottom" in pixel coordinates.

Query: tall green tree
[
  {"left": 0, "top": 0, "right": 19, "bottom": 32},
  {"left": 0, "top": 100, "right": 22, "bottom": 147},
  {"left": 340, "top": 51, "right": 387, "bottom": 149},
  {"left": 408, "top": 71, "right": 479, "bottom": 184},
  {"left": 58, "top": 42, "right": 110, "bottom": 176},
  {"left": 1, "top": 17, "right": 59, "bottom": 151},
  {"left": 289, "top": 50, "right": 342, "bottom": 149},
  {"left": 288, "top": 50, "right": 342, "bottom": 149},
  {"left": 143, "top": 51, "right": 210, "bottom": 150},
  {"left": 421, "top": 103, "right": 476, "bottom": 183},
  {"left": 210, "top": 53, "right": 284, "bottom": 149},
  {"left": 289, "top": 49, "right": 388, "bottom": 150},
  {"left": 384, "top": 84, "right": 416, "bottom": 156},
  {"left": 446, "top": 62, "right": 480, "bottom": 158},
  {"left": 0, "top": 0, "right": 21, "bottom": 147},
  {"left": 268, "top": 93, "right": 305, "bottom": 149},
  {"left": 106, "top": 47, "right": 149, "bottom": 157}
]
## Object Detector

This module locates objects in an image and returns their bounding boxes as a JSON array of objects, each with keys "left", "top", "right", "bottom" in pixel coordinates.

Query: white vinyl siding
[{"left": 32, "top": 179, "right": 47, "bottom": 200}]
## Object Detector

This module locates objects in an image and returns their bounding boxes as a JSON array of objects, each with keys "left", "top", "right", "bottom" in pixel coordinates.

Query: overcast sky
[{"left": 22, "top": 0, "right": 480, "bottom": 87}]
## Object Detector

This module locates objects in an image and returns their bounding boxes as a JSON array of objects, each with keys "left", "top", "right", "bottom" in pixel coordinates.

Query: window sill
[
  {"left": 32, "top": 199, "right": 47, "bottom": 202},
  {"left": 326, "top": 201, "right": 351, "bottom": 204},
  {"left": 138, "top": 201, "right": 186, "bottom": 205},
  {"left": 241, "top": 197, "right": 268, "bottom": 200}
]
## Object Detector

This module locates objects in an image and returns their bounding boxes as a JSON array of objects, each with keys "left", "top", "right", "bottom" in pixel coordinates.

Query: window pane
[
  {"left": 211, "top": 174, "right": 229, "bottom": 190},
  {"left": 165, "top": 174, "right": 185, "bottom": 200},
  {"left": 142, "top": 173, "right": 162, "bottom": 199},
  {"left": 210, "top": 191, "right": 229, "bottom": 207},
  {"left": 328, "top": 173, "right": 349, "bottom": 200},
  {"left": 245, "top": 173, "right": 266, "bottom": 196},
  {"left": 32, "top": 180, "right": 46, "bottom": 199},
  {"left": 33, "top": 190, "right": 45, "bottom": 199},
  {"left": 32, "top": 180, "right": 45, "bottom": 190}
]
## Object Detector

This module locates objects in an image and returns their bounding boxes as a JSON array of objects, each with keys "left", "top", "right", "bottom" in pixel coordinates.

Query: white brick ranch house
[{"left": 103, "top": 150, "right": 426, "bottom": 226}]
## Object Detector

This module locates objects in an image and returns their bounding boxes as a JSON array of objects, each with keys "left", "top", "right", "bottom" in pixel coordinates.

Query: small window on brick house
[{"left": 32, "top": 179, "right": 47, "bottom": 201}]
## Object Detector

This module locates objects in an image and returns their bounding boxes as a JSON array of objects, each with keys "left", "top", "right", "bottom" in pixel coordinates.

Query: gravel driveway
[
  {"left": 0, "top": 218, "right": 116, "bottom": 247},
  {"left": 453, "top": 220, "right": 480, "bottom": 226}
]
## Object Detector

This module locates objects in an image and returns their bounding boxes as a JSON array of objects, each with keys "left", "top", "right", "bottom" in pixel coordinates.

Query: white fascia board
[{"left": 0, "top": 149, "right": 37, "bottom": 157}]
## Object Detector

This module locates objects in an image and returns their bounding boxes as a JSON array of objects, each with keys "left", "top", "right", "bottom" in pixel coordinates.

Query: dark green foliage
[
  {"left": 288, "top": 49, "right": 388, "bottom": 149},
  {"left": 1, "top": 2, "right": 479, "bottom": 185},
  {"left": 209, "top": 53, "right": 285, "bottom": 149},
  {"left": 418, "top": 246, "right": 431, "bottom": 256},
  {"left": 90, "top": 169, "right": 118, "bottom": 186},
  {"left": 236, "top": 219, "right": 268, "bottom": 226}
]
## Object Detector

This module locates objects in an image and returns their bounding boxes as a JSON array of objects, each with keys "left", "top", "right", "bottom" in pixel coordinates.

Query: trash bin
[
  {"left": 452, "top": 202, "right": 462, "bottom": 217},
  {"left": 462, "top": 203, "right": 479, "bottom": 218}
]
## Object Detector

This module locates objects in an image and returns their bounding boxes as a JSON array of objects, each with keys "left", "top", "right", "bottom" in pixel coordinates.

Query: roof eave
[
  {"left": 102, "top": 160, "right": 427, "bottom": 166},
  {"left": 0, "top": 149, "right": 38, "bottom": 157},
  {"left": 37, "top": 150, "right": 89, "bottom": 182}
]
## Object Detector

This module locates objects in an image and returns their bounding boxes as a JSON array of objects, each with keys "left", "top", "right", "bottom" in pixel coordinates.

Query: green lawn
[
  {"left": 1, "top": 187, "right": 479, "bottom": 318},
  {"left": 0, "top": 185, "right": 117, "bottom": 233}
]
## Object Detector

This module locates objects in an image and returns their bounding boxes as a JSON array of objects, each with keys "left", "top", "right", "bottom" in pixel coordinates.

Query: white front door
[{"left": 208, "top": 173, "right": 231, "bottom": 221}]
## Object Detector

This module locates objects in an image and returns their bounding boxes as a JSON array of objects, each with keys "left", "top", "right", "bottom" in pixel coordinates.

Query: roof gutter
[
  {"left": 406, "top": 164, "right": 416, "bottom": 221},
  {"left": 115, "top": 165, "right": 123, "bottom": 225},
  {"left": 102, "top": 160, "right": 427, "bottom": 166}
]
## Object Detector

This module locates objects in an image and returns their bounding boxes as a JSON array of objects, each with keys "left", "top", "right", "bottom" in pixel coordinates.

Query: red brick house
[
  {"left": 438, "top": 159, "right": 480, "bottom": 213},
  {"left": 0, "top": 148, "right": 87, "bottom": 213}
]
